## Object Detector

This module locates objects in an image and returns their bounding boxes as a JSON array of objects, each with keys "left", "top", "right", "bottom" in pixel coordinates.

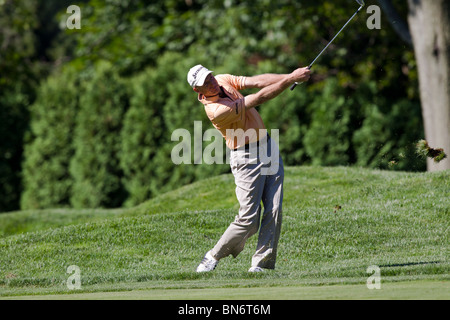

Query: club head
[{"left": 356, "top": 0, "right": 365, "bottom": 7}]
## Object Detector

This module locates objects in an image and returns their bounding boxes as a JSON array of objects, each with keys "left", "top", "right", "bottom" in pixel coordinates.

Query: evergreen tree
[
  {"left": 70, "top": 61, "right": 129, "bottom": 208},
  {"left": 21, "top": 68, "right": 79, "bottom": 209},
  {"left": 120, "top": 67, "right": 167, "bottom": 207}
]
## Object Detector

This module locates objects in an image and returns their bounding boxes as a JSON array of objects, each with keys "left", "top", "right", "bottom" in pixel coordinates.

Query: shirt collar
[{"left": 198, "top": 87, "right": 230, "bottom": 105}]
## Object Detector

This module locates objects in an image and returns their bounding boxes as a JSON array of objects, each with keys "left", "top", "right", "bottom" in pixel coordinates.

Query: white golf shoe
[
  {"left": 248, "top": 266, "right": 265, "bottom": 272},
  {"left": 196, "top": 251, "right": 219, "bottom": 272}
]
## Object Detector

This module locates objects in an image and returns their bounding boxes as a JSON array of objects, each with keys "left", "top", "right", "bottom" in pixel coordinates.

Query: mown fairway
[
  {"left": 0, "top": 166, "right": 448, "bottom": 299},
  {"left": 2, "top": 280, "right": 448, "bottom": 300}
]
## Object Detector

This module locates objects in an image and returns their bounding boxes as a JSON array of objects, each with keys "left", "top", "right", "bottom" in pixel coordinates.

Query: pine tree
[
  {"left": 21, "top": 68, "right": 79, "bottom": 209},
  {"left": 70, "top": 62, "right": 129, "bottom": 208},
  {"left": 119, "top": 68, "right": 166, "bottom": 206}
]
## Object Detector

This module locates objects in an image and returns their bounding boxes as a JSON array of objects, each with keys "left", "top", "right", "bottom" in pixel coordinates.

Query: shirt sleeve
[
  {"left": 211, "top": 98, "right": 245, "bottom": 126},
  {"left": 217, "top": 74, "right": 247, "bottom": 91}
]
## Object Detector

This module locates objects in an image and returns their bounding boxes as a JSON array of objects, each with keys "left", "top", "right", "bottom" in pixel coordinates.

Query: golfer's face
[{"left": 199, "top": 74, "right": 219, "bottom": 94}]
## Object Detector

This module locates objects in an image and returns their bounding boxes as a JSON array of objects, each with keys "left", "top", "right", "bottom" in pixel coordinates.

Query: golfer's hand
[{"left": 291, "top": 67, "right": 311, "bottom": 83}]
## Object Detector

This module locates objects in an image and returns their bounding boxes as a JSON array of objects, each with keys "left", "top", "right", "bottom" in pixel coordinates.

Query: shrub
[
  {"left": 303, "top": 79, "right": 353, "bottom": 166},
  {"left": 21, "top": 68, "right": 79, "bottom": 209},
  {"left": 70, "top": 61, "right": 129, "bottom": 208}
]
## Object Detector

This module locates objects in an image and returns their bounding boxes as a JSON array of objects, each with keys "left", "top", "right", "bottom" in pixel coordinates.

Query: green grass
[
  {"left": 2, "top": 280, "right": 448, "bottom": 300},
  {"left": 0, "top": 166, "right": 448, "bottom": 298}
]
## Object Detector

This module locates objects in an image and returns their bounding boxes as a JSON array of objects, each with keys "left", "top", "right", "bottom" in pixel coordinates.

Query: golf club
[{"left": 290, "top": 0, "right": 365, "bottom": 90}]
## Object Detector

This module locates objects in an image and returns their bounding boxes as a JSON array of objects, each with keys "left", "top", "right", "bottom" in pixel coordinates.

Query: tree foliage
[
  {"left": 69, "top": 61, "right": 129, "bottom": 208},
  {"left": 0, "top": 0, "right": 39, "bottom": 212},
  {"left": 1, "top": 0, "right": 430, "bottom": 211},
  {"left": 21, "top": 68, "right": 79, "bottom": 209}
]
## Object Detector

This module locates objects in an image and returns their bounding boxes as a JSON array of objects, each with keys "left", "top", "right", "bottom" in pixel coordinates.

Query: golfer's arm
[
  {"left": 244, "top": 73, "right": 289, "bottom": 89},
  {"left": 244, "top": 75, "right": 294, "bottom": 109}
]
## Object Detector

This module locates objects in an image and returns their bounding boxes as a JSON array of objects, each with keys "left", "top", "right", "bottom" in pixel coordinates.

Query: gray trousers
[{"left": 211, "top": 135, "right": 284, "bottom": 269}]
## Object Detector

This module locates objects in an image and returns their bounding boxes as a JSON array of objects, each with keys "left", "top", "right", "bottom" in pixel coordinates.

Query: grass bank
[{"left": 0, "top": 166, "right": 448, "bottom": 298}]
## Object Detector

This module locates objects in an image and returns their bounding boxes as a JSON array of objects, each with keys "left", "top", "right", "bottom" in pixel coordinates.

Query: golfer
[{"left": 188, "top": 65, "right": 310, "bottom": 272}]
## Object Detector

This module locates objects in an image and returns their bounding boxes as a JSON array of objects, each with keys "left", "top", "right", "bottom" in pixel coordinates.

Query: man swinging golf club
[{"left": 188, "top": 65, "right": 310, "bottom": 272}]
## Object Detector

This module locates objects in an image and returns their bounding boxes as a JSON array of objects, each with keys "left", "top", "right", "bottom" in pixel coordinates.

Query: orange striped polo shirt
[{"left": 199, "top": 74, "right": 265, "bottom": 150}]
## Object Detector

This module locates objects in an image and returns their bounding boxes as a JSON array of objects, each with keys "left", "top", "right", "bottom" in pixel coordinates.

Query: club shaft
[
  {"left": 290, "top": 5, "right": 363, "bottom": 91},
  {"left": 309, "top": 9, "right": 360, "bottom": 68}
]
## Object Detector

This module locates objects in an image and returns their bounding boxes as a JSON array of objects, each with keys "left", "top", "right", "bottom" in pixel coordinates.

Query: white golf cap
[{"left": 187, "top": 65, "right": 213, "bottom": 87}]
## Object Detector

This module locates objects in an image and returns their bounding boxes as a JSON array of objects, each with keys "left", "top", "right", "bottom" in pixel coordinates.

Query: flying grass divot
[{"left": 415, "top": 139, "right": 447, "bottom": 163}]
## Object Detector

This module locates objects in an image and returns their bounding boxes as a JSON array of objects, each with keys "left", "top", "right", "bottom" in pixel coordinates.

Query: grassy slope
[
  {"left": 0, "top": 166, "right": 448, "bottom": 297},
  {"left": 0, "top": 174, "right": 237, "bottom": 237}
]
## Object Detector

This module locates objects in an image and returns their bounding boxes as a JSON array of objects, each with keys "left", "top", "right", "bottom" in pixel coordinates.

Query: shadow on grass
[{"left": 379, "top": 261, "right": 441, "bottom": 268}]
